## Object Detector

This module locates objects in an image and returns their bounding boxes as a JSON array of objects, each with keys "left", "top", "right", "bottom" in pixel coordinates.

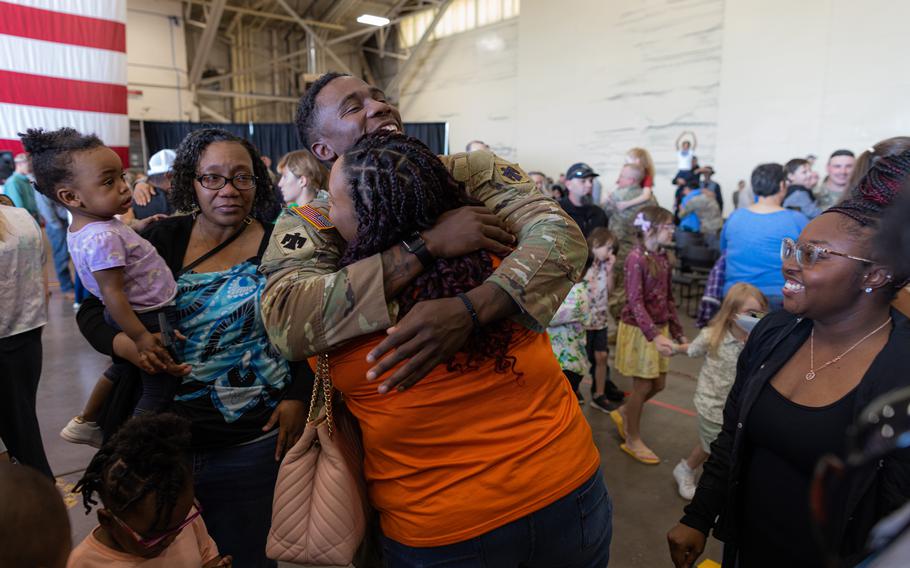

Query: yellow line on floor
[{"left": 56, "top": 478, "right": 79, "bottom": 509}]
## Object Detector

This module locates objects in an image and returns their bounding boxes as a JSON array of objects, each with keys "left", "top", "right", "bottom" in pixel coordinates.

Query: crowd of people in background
[{"left": 1, "top": 69, "right": 910, "bottom": 568}]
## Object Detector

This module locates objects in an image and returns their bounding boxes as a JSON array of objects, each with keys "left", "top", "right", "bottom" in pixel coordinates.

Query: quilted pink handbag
[{"left": 267, "top": 354, "right": 367, "bottom": 565}]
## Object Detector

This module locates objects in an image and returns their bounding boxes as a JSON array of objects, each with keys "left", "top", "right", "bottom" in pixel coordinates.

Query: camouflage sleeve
[
  {"left": 259, "top": 201, "right": 392, "bottom": 361},
  {"left": 448, "top": 151, "right": 587, "bottom": 332}
]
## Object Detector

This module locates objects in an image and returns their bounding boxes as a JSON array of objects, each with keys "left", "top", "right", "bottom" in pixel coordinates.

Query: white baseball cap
[{"left": 147, "top": 149, "right": 176, "bottom": 176}]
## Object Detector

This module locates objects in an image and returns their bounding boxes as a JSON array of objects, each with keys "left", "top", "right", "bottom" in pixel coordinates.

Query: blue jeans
[
  {"left": 192, "top": 433, "right": 280, "bottom": 568},
  {"left": 73, "top": 273, "right": 91, "bottom": 304},
  {"left": 35, "top": 194, "right": 73, "bottom": 292},
  {"left": 381, "top": 468, "right": 613, "bottom": 567}
]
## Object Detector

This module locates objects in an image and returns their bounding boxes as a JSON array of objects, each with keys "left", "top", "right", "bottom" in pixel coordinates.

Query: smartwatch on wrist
[{"left": 401, "top": 232, "right": 435, "bottom": 268}]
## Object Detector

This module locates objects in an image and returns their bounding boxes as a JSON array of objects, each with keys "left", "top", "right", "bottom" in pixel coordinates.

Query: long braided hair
[
  {"left": 825, "top": 149, "right": 910, "bottom": 227},
  {"left": 338, "top": 131, "right": 519, "bottom": 375},
  {"left": 73, "top": 414, "right": 192, "bottom": 529},
  {"left": 824, "top": 148, "right": 910, "bottom": 289}
]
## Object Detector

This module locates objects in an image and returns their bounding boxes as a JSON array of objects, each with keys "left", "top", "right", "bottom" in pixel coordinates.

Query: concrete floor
[{"left": 36, "top": 289, "right": 724, "bottom": 567}]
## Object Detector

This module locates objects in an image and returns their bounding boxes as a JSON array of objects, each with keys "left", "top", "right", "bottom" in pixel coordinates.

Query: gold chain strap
[{"left": 319, "top": 354, "right": 335, "bottom": 438}]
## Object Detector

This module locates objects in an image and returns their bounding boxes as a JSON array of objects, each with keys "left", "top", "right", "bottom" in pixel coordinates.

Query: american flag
[
  {"left": 291, "top": 204, "right": 335, "bottom": 231},
  {"left": 0, "top": 0, "right": 129, "bottom": 164}
]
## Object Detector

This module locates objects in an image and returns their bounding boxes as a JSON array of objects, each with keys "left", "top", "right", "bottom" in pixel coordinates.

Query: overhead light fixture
[{"left": 357, "top": 14, "right": 390, "bottom": 26}]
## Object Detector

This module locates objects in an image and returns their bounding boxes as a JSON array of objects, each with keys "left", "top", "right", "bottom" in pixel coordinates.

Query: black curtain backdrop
[
  {"left": 142, "top": 121, "right": 448, "bottom": 164},
  {"left": 404, "top": 122, "right": 447, "bottom": 155}
]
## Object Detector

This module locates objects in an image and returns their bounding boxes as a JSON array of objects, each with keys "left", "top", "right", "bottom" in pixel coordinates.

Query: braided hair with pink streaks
[
  {"left": 824, "top": 147, "right": 910, "bottom": 289},
  {"left": 338, "top": 131, "right": 520, "bottom": 376}
]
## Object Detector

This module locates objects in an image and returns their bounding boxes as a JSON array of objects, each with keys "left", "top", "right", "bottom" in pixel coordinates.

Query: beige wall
[
  {"left": 397, "top": 0, "right": 910, "bottom": 212},
  {"left": 516, "top": 0, "right": 723, "bottom": 207},
  {"left": 713, "top": 0, "right": 910, "bottom": 203},
  {"left": 399, "top": 19, "right": 520, "bottom": 159},
  {"left": 127, "top": 0, "right": 197, "bottom": 121}
]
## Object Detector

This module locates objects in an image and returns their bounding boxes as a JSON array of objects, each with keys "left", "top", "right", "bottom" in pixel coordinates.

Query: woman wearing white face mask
[
  {"left": 276, "top": 150, "right": 328, "bottom": 207},
  {"left": 668, "top": 283, "right": 768, "bottom": 500}
]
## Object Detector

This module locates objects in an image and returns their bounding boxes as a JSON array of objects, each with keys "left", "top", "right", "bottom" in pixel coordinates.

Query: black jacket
[
  {"left": 559, "top": 198, "right": 608, "bottom": 238},
  {"left": 681, "top": 309, "right": 910, "bottom": 566}
]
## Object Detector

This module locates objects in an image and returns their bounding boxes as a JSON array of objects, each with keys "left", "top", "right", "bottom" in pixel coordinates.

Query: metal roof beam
[
  {"left": 185, "top": 1, "right": 346, "bottom": 31},
  {"left": 188, "top": 0, "right": 227, "bottom": 86},
  {"left": 385, "top": 0, "right": 452, "bottom": 93},
  {"left": 274, "top": 0, "right": 354, "bottom": 74}
]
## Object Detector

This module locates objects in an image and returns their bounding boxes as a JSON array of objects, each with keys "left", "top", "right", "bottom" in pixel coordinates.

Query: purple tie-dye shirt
[{"left": 67, "top": 218, "right": 176, "bottom": 311}]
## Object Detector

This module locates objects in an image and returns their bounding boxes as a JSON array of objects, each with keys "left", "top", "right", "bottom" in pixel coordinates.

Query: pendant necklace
[{"left": 806, "top": 317, "right": 892, "bottom": 381}]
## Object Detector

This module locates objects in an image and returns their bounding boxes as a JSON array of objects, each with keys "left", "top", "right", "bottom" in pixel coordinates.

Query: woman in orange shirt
[{"left": 325, "top": 131, "right": 611, "bottom": 567}]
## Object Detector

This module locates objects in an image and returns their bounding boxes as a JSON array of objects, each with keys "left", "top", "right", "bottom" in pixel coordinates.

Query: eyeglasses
[
  {"left": 109, "top": 499, "right": 203, "bottom": 549},
  {"left": 780, "top": 237, "right": 875, "bottom": 268},
  {"left": 195, "top": 173, "right": 257, "bottom": 191}
]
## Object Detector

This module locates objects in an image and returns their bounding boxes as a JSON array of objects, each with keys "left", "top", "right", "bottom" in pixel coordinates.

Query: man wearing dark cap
[{"left": 560, "top": 162, "right": 608, "bottom": 238}]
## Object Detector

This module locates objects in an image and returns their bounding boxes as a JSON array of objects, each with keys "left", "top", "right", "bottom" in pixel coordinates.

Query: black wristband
[
  {"left": 456, "top": 293, "right": 481, "bottom": 332},
  {"left": 401, "top": 233, "right": 435, "bottom": 268}
]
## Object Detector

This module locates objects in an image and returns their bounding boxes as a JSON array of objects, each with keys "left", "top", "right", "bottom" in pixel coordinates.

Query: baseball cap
[
  {"left": 147, "top": 149, "right": 176, "bottom": 176},
  {"left": 566, "top": 162, "right": 599, "bottom": 179}
]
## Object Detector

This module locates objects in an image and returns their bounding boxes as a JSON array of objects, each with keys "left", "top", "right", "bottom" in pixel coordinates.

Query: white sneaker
[
  {"left": 60, "top": 416, "right": 103, "bottom": 448},
  {"left": 673, "top": 459, "right": 697, "bottom": 500}
]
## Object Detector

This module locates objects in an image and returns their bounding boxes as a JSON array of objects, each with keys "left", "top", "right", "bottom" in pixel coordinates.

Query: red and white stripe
[{"left": 0, "top": 0, "right": 128, "bottom": 164}]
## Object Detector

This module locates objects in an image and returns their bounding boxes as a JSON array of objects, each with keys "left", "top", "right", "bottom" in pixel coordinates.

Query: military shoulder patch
[
  {"left": 498, "top": 165, "right": 525, "bottom": 183},
  {"left": 290, "top": 204, "right": 334, "bottom": 231}
]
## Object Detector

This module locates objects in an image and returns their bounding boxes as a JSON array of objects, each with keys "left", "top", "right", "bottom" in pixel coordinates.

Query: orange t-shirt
[{"left": 326, "top": 328, "right": 601, "bottom": 547}]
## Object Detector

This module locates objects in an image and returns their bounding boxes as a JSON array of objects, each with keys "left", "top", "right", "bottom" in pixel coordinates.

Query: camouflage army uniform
[
  {"left": 605, "top": 186, "right": 657, "bottom": 320},
  {"left": 814, "top": 182, "right": 845, "bottom": 211},
  {"left": 678, "top": 192, "right": 723, "bottom": 235},
  {"left": 259, "top": 150, "right": 587, "bottom": 361}
]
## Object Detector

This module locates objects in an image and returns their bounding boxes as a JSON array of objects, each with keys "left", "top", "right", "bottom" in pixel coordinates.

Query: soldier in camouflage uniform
[
  {"left": 605, "top": 167, "right": 658, "bottom": 321},
  {"left": 814, "top": 149, "right": 856, "bottom": 211},
  {"left": 260, "top": 73, "right": 587, "bottom": 390}
]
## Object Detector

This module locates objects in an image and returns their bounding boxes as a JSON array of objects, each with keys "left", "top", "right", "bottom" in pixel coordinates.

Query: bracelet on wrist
[{"left": 456, "top": 293, "right": 481, "bottom": 332}]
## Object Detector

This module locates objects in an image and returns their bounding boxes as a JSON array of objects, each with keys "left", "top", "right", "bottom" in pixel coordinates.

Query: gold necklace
[{"left": 806, "top": 318, "right": 892, "bottom": 381}]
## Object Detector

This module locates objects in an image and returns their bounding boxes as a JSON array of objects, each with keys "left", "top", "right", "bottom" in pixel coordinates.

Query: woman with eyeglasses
[
  {"left": 75, "top": 128, "right": 313, "bottom": 568},
  {"left": 667, "top": 150, "right": 910, "bottom": 568}
]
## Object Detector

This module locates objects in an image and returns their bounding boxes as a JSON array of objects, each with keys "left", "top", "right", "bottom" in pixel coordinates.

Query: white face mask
[{"left": 734, "top": 313, "right": 763, "bottom": 334}]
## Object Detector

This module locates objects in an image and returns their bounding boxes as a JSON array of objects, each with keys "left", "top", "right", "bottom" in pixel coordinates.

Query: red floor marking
[{"left": 644, "top": 397, "right": 697, "bottom": 417}]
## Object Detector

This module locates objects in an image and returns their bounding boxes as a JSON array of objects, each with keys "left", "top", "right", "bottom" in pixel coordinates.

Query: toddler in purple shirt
[{"left": 21, "top": 128, "right": 181, "bottom": 422}]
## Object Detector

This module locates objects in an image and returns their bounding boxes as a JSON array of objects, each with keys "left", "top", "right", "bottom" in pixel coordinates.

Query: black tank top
[{"left": 739, "top": 382, "right": 857, "bottom": 568}]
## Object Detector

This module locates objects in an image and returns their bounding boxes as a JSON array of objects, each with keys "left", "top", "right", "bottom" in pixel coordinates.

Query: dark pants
[
  {"left": 564, "top": 370, "right": 583, "bottom": 394},
  {"left": 103, "top": 307, "right": 179, "bottom": 415},
  {"left": 36, "top": 194, "right": 73, "bottom": 293},
  {"left": 381, "top": 468, "right": 613, "bottom": 567},
  {"left": 586, "top": 328, "right": 621, "bottom": 398},
  {"left": 0, "top": 327, "right": 52, "bottom": 478},
  {"left": 193, "top": 434, "right": 280, "bottom": 568}
]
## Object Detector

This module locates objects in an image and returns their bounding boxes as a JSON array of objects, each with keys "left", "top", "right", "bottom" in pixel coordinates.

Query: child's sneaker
[
  {"left": 673, "top": 459, "right": 697, "bottom": 500},
  {"left": 60, "top": 416, "right": 103, "bottom": 448},
  {"left": 589, "top": 394, "right": 615, "bottom": 414}
]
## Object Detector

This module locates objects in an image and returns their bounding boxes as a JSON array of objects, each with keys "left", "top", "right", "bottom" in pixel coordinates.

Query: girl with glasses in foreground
[{"left": 70, "top": 413, "right": 231, "bottom": 567}]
